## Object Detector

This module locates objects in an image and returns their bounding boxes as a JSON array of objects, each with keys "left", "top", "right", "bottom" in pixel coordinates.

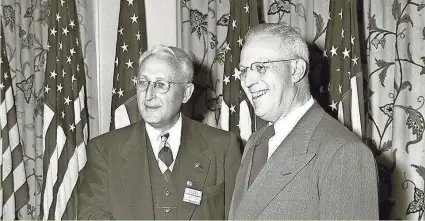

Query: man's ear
[
  {"left": 182, "top": 83, "right": 195, "bottom": 103},
  {"left": 290, "top": 59, "right": 307, "bottom": 83}
]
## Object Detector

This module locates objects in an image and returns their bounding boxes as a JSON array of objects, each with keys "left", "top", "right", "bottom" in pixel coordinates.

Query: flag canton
[
  {"left": 112, "top": 0, "right": 147, "bottom": 107},
  {"left": 44, "top": 0, "right": 86, "bottom": 141}
]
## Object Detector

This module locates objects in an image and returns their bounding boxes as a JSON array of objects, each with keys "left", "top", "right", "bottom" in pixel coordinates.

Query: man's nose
[
  {"left": 242, "top": 70, "right": 258, "bottom": 88},
  {"left": 145, "top": 82, "right": 155, "bottom": 100}
]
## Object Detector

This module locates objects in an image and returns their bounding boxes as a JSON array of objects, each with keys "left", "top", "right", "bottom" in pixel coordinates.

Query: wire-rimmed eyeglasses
[
  {"left": 135, "top": 78, "right": 188, "bottom": 94},
  {"left": 236, "top": 59, "right": 298, "bottom": 80}
]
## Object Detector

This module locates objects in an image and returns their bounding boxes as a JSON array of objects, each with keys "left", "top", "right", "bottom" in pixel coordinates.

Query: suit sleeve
[
  {"left": 78, "top": 139, "right": 114, "bottom": 220},
  {"left": 319, "top": 142, "right": 379, "bottom": 219},
  {"left": 224, "top": 133, "right": 242, "bottom": 219}
]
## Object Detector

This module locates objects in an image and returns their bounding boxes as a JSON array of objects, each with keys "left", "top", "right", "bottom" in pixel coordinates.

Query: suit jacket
[
  {"left": 229, "top": 102, "right": 379, "bottom": 220},
  {"left": 78, "top": 115, "right": 241, "bottom": 220}
]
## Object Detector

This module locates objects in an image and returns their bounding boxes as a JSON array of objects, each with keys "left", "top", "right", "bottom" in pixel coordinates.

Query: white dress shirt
[
  {"left": 267, "top": 97, "right": 314, "bottom": 159},
  {"left": 146, "top": 113, "right": 182, "bottom": 173}
]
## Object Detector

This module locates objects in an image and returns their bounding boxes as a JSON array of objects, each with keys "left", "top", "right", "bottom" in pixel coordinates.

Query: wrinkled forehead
[
  {"left": 138, "top": 55, "right": 181, "bottom": 80},
  {"left": 240, "top": 35, "right": 290, "bottom": 66}
]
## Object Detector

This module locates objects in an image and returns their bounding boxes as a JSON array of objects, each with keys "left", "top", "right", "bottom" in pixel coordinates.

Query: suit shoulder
[{"left": 88, "top": 122, "right": 141, "bottom": 148}]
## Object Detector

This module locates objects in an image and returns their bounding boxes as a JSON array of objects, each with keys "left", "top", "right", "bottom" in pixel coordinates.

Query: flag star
[
  {"left": 59, "top": 42, "right": 63, "bottom": 50},
  {"left": 57, "top": 84, "right": 63, "bottom": 92},
  {"left": 232, "top": 19, "right": 237, "bottom": 30},
  {"left": 56, "top": 13, "right": 61, "bottom": 21},
  {"left": 70, "top": 47, "right": 76, "bottom": 56},
  {"left": 115, "top": 57, "right": 119, "bottom": 66},
  {"left": 330, "top": 45, "right": 338, "bottom": 56},
  {"left": 125, "top": 59, "right": 134, "bottom": 68},
  {"left": 230, "top": 104, "right": 236, "bottom": 113},
  {"left": 44, "top": 85, "right": 51, "bottom": 93},
  {"left": 320, "top": 85, "right": 324, "bottom": 94},
  {"left": 117, "top": 88, "right": 124, "bottom": 97},
  {"left": 342, "top": 47, "right": 350, "bottom": 58},
  {"left": 131, "top": 76, "right": 138, "bottom": 86},
  {"left": 118, "top": 27, "right": 124, "bottom": 35},
  {"left": 338, "top": 8, "right": 343, "bottom": 19},
  {"left": 351, "top": 36, "right": 355, "bottom": 45},
  {"left": 341, "top": 28, "right": 345, "bottom": 39},
  {"left": 338, "top": 84, "right": 343, "bottom": 94},
  {"left": 61, "top": 111, "right": 65, "bottom": 119},
  {"left": 112, "top": 88, "right": 116, "bottom": 94},
  {"left": 64, "top": 96, "right": 72, "bottom": 105},
  {"left": 237, "top": 36, "right": 243, "bottom": 47},
  {"left": 323, "top": 49, "right": 328, "bottom": 57},
  {"left": 351, "top": 56, "right": 359, "bottom": 65},
  {"left": 127, "top": 0, "right": 134, "bottom": 5},
  {"left": 76, "top": 65, "right": 80, "bottom": 72},
  {"left": 69, "top": 19, "right": 75, "bottom": 28},
  {"left": 62, "top": 27, "right": 69, "bottom": 36},
  {"left": 223, "top": 75, "right": 230, "bottom": 85},
  {"left": 329, "top": 100, "right": 338, "bottom": 111},
  {"left": 135, "top": 31, "right": 141, "bottom": 40},
  {"left": 66, "top": 56, "right": 71, "bottom": 64},
  {"left": 71, "top": 74, "right": 76, "bottom": 83},
  {"left": 224, "top": 42, "right": 231, "bottom": 53},
  {"left": 233, "top": 68, "right": 241, "bottom": 80},
  {"left": 0, "top": 83, "right": 5, "bottom": 90},
  {"left": 69, "top": 123, "right": 75, "bottom": 132},
  {"left": 60, "top": 0, "right": 65, "bottom": 6},
  {"left": 47, "top": 44, "right": 51, "bottom": 51},
  {"left": 4, "top": 72, "right": 9, "bottom": 79},
  {"left": 130, "top": 14, "right": 138, "bottom": 23},
  {"left": 50, "top": 28, "right": 57, "bottom": 36},
  {"left": 121, "top": 42, "right": 129, "bottom": 52},
  {"left": 139, "top": 48, "right": 143, "bottom": 56},
  {"left": 50, "top": 70, "right": 57, "bottom": 79},
  {"left": 244, "top": 3, "right": 249, "bottom": 13},
  {"left": 76, "top": 38, "right": 79, "bottom": 46}
]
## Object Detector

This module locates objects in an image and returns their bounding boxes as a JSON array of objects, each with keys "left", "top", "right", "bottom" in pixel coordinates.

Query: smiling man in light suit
[
  {"left": 229, "top": 23, "right": 379, "bottom": 220},
  {"left": 78, "top": 45, "right": 241, "bottom": 220}
]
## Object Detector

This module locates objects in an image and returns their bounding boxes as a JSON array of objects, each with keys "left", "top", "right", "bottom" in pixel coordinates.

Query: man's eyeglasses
[
  {"left": 136, "top": 78, "right": 188, "bottom": 94},
  {"left": 236, "top": 59, "right": 298, "bottom": 80}
]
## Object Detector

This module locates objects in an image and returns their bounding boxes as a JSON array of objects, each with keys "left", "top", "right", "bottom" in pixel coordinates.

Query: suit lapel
[
  {"left": 235, "top": 102, "right": 324, "bottom": 219},
  {"left": 118, "top": 122, "right": 154, "bottom": 219},
  {"left": 177, "top": 116, "right": 211, "bottom": 220}
]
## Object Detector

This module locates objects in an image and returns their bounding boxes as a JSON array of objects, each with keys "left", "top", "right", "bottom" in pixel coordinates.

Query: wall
[{"left": 95, "top": 0, "right": 178, "bottom": 135}]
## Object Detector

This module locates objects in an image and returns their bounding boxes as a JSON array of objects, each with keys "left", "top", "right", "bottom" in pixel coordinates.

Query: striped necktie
[{"left": 158, "top": 133, "right": 173, "bottom": 182}]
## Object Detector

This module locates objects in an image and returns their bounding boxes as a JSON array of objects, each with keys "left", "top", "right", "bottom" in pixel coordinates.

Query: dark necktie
[
  {"left": 248, "top": 125, "right": 275, "bottom": 187},
  {"left": 158, "top": 133, "right": 173, "bottom": 182}
]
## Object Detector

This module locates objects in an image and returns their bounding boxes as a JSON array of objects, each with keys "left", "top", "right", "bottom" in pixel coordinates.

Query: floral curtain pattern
[
  {"left": 362, "top": 0, "right": 425, "bottom": 219},
  {"left": 178, "top": 0, "right": 231, "bottom": 128},
  {"left": 0, "top": 0, "right": 96, "bottom": 218}
]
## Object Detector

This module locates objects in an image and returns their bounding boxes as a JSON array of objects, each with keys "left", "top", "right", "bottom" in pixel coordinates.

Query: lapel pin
[
  {"left": 195, "top": 163, "right": 201, "bottom": 168},
  {"left": 187, "top": 180, "right": 193, "bottom": 187}
]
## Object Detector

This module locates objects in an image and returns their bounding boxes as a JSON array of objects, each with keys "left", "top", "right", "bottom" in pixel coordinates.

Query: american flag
[
  {"left": 324, "top": 0, "right": 365, "bottom": 138},
  {"left": 1, "top": 22, "right": 30, "bottom": 220},
  {"left": 110, "top": 0, "right": 147, "bottom": 130},
  {"left": 220, "top": 0, "right": 264, "bottom": 144},
  {"left": 40, "top": 0, "right": 88, "bottom": 219}
]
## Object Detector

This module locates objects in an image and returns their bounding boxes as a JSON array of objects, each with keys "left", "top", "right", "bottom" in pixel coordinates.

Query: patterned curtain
[
  {"left": 178, "top": 0, "right": 231, "bottom": 128},
  {"left": 362, "top": 0, "right": 425, "bottom": 219},
  {"left": 0, "top": 0, "right": 97, "bottom": 219}
]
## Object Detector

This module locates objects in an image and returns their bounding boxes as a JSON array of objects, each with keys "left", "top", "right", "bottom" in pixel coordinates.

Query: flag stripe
[{"left": 0, "top": 88, "right": 14, "bottom": 130}]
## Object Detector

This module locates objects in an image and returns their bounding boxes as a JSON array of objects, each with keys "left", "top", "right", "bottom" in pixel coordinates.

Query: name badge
[{"left": 183, "top": 188, "right": 202, "bottom": 205}]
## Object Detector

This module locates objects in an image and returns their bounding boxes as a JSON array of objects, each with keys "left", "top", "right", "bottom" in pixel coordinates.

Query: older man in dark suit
[
  {"left": 229, "top": 23, "right": 379, "bottom": 220},
  {"left": 78, "top": 46, "right": 241, "bottom": 220}
]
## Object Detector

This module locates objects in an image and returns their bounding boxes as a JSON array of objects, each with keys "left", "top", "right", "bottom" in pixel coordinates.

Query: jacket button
[
  {"left": 165, "top": 208, "right": 171, "bottom": 213},
  {"left": 165, "top": 190, "right": 170, "bottom": 196}
]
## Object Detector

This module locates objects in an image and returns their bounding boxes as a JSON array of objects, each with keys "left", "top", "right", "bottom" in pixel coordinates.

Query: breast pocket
[{"left": 203, "top": 182, "right": 224, "bottom": 198}]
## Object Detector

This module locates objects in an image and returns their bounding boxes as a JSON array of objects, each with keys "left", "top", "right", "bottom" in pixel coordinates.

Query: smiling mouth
[
  {"left": 251, "top": 89, "right": 269, "bottom": 100},
  {"left": 145, "top": 105, "right": 161, "bottom": 111}
]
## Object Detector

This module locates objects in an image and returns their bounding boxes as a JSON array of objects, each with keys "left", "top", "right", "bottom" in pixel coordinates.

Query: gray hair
[
  {"left": 245, "top": 23, "right": 309, "bottom": 64},
  {"left": 137, "top": 45, "right": 194, "bottom": 82}
]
